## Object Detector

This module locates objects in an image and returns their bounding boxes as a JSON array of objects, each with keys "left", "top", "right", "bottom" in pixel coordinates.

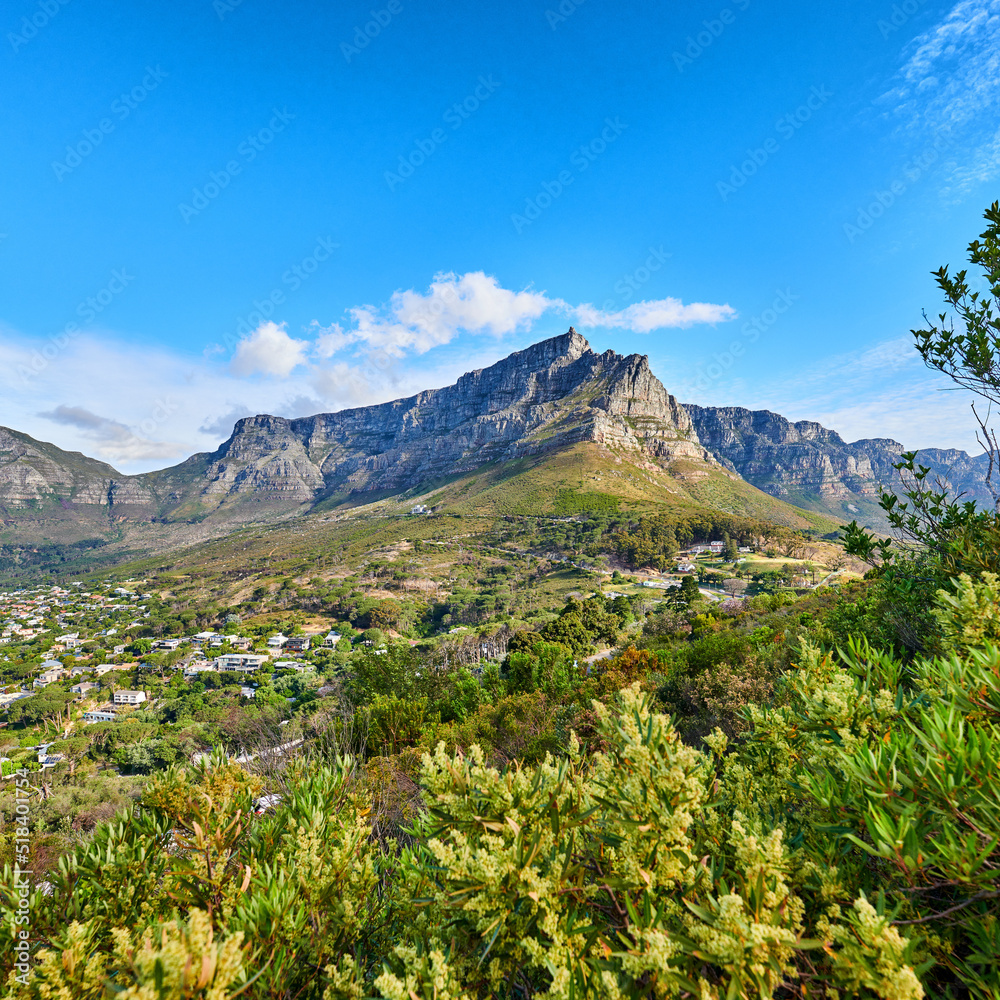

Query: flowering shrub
[{"left": 10, "top": 589, "right": 1000, "bottom": 998}]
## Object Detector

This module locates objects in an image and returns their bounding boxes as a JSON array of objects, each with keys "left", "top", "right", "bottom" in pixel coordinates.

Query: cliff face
[
  {"left": 0, "top": 427, "right": 161, "bottom": 513},
  {"left": 0, "top": 330, "right": 711, "bottom": 533},
  {"left": 2, "top": 331, "right": 994, "bottom": 561},
  {"left": 684, "top": 404, "right": 994, "bottom": 519},
  {"left": 161, "top": 329, "right": 711, "bottom": 508}
]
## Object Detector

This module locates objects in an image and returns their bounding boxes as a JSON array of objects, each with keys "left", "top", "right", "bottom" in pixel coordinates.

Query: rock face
[
  {"left": 0, "top": 330, "right": 711, "bottom": 536},
  {"left": 189, "top": 329, "right": 710, "bottom": 502},
  {"left": 684, "top": 404, "right": 994, "bottom": 518},
  {"left": 0, "top": 426, "right": 160, "bottom": 513},
  {"left": 1, "top": 330, "right": 994, "bottom": 564}
]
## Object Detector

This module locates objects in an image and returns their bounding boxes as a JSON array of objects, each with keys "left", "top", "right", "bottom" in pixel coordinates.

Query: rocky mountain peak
[{"left": 1, "top": 331, "right": 994, "bottom": 567}]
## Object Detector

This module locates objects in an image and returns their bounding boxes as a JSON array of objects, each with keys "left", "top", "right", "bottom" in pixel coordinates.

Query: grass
[{"left": 79, "top": 442, "right": 847, "bottom": 616}]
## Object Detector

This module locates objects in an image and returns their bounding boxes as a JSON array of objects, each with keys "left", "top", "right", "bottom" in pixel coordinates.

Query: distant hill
[{"left": 0, "top": 329, "right": 991, "bottom": 579}]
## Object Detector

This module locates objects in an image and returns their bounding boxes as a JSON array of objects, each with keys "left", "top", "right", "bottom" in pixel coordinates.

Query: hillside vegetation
[{"left": 3, "top": 205, "right": 1000, "bottom": 999}]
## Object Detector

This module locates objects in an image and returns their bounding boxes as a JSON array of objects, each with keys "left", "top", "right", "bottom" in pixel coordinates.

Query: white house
[
  {"left": 322, "top": 631, "right": 342, "bottom": 648},
  {"left": 83, "top": 709, "right": 117, "bottom": 723},
  {"left": 215, "top": 654, "right": 268, "bottom": 674},
  {"left": 113, "top": 690, "right": 146, "bottom": 706},
  {"left": 184, "top": 660, "right": 216, "bottom": 678},
  {"left": 676, "top": 562, "right": 697, "bottom": 573},
  {"left": 71, "top": 681, "right": 99, "bottom": 698},
  {"left": 154, "top": 638, "right": 181, "bottom": 651},
  {"left": 410, "top": 504, "right": 429, "bottom": 514},
  {"left": 266, "top": 634, "right": 287, "bottom": 650},
  {"left": 92, "top": 664, "right": 117, "bottom": 677}
]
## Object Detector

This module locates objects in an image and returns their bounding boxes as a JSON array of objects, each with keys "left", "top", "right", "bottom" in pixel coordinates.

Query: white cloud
[
  {"left": 230, "top": 321, "right": 308, "bottom": 377},
  {"left": 0, "top": 271, "right": 741, "bottom": 472},
  {"left": 310, "top": 321, "right": 352, "bottom": 359},
  {"left": 575, "top": 297, "right": 737, "bottom": 332},
  {"left": 346, "top": 271, "right": 557, "bottom": 357},
  {"left": 298, "top": 270, "right": 734, "bottom": 359}
]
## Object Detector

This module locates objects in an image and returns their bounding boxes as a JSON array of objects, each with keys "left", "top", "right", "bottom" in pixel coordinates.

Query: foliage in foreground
[{"left": 7, "top": 572, "right": 1000, "bottom": 998}]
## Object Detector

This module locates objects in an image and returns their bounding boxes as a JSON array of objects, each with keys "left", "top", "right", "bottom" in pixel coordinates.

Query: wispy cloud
[
  {"left": 574, "top": 298, "right": 737, "bottom": 332},
  {"left": 37, "top": 404, "right": 183, "bottom": 463},
  {"left": 877, "top": 0, "right": 1000, "bottom": 190},
  {"left": 677, "top": 334, "right": 986, "bottom": 453}
]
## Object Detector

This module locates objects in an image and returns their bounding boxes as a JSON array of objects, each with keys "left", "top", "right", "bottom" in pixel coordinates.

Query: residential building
[
  {"left": 154, "top": 638, "right": 181, "bottom": 651},
  {"left": 410, "top": 504, "right": 429, "bottom": 514},
  {"left": 214, "top": 654, "right": 268, "bottom": 674},
  {"left": 71, "top": 682, "right": 99, "bottom": 698},
  {"left": 266, "top": 634, "right": 287, "bottom": 649},
  {"left": 83, "top": 709, "right": 117, "bottom": 723},
  {"left": 113, "top": 690, "right": 147, "bottom": 706},
  {"left": 92, "top": 664, "right": 116, "bottom": 677},
  {"left": 285, "top": 636, "right": 310, "bottom": 652},
  {"left": 274, "top": 660, "right": 313, "bottom": 672},
  {"left": 34, "top": 666, "right": 65, "bottom": 687},
  {"left": 322, "top": 630, "right": 342, "bottom": 647},
  {"left": 184, "top": 660, "right": 216, "bottom": 678}
]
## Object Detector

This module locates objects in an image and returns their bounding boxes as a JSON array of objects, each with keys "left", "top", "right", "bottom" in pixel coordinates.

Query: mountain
[
  {"left": 138, "top": 328, "right": 715, "bottom": 520},
  {"left": 0, "top": 330, "right": 992, "bottom": 578},
  {"left": 0, "top": 331, "right": 735, "bottom": 575},
  {"left": 684, "top": 404, "right": 993, "bottom": 523}
]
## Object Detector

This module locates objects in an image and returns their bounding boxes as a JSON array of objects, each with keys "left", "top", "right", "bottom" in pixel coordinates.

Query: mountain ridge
[{"left": 0, "top": 330, "right": 992, "bottom": 576}]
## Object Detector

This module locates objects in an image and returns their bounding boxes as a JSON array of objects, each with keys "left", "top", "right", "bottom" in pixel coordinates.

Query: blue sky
[{"left": 1, "top": 0, "right": 998, "bottom": 470}]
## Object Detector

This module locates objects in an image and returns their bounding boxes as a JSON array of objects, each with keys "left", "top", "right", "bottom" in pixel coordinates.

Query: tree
[
  {"left": 843, "top": 203, "right": 1000, "bottom": 642},
  {"left": 722, "top": 533, "right": 739, "bottom": 561},
  {"left": 368, "top": 599, "right": 402, "bottom": 631},
  {"left": 913, "top": 200, "right": 1000, "bottom": 501},
  {"left": 722, "top": 578, "right": 748, "bottom": 597},
  {"left": 8, "top": 688, "right": 73, "bottom": 729}
]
